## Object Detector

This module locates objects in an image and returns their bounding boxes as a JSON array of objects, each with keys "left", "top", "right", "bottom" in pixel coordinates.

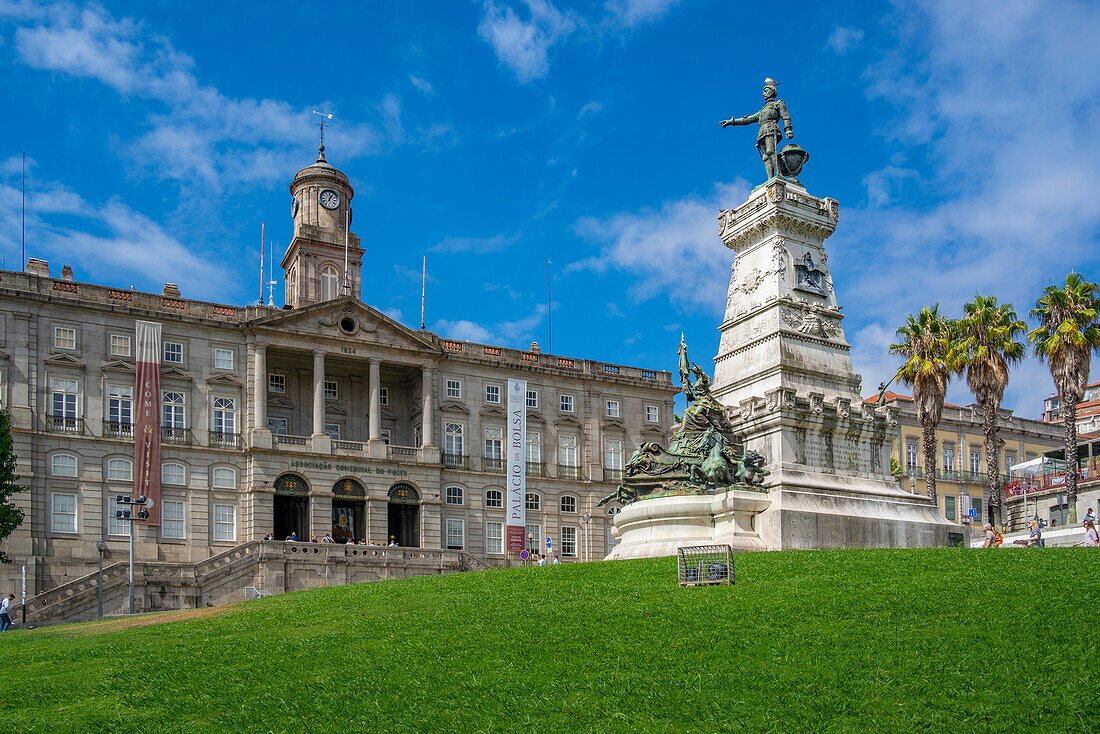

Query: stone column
[
  {"left": 368, "top": 359, "right": 382, "bottom": 441},
  {"left": 254, "top": 344, "right": 267, "bottom": 431},
  {"left": 421, "top": 367, "right": 434, "bottom": 446},
  {"left": 312, "top": 350, "right": 325, "bottom": 437}
]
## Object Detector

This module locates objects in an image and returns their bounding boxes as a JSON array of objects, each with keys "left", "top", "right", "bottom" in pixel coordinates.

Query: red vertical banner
[{"left": 135, "top": 320, "right": 162, "bottom": 525}]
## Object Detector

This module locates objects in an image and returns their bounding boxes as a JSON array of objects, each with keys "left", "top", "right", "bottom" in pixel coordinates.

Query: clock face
[
  {"left": 319, "top": 189, "right": 340, "bottom": 210},
  {"left": 291, "top": 196, "right": 299, "bottom": 218}
]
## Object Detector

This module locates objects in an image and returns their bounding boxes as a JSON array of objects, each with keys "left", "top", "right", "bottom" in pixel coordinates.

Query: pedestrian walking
[
  {"left": 1075, "top": 520, "right": 1098, "bottom": 547},
  {"left": 0, "top": 593, "right": 14, "bottom": 631}
]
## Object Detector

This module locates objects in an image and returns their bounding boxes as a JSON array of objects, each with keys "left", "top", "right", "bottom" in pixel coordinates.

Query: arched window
[
  {"left": 388, "top": 483, "right": 419, "bottom": 504},
  {"left": 107, "top": 458, "right": 133, "bottom": 481},
  {"left": 320, "top": 265, "right": 340, "bottom": 301},
  {"left": 525, "top": 492, "right": 541, "bottom": 512},
  {"left": 162, "top": 462, "right": 186, "bottom": 486},
  {"left": 485, "top": 489, "right": 503, "bottom": 508},
  {"left": 212, "top": 467, "right": 237, "bottom": 489},
  {"left": 50, "top": 453, "right": 78, "bottom": 477},
  {"left": 445, "top": 486, "right": 464, "bottom": 505},
  {"left": 274, "top": 473, "right": 308, "bottom": 495},
  {"left": 560, "top": 495, "right": 577, "bottom": 513}
]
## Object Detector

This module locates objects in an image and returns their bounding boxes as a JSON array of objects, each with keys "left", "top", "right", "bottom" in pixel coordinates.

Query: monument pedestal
[{"left": 606, "top": 489, "right": 771, "bottom": 559}]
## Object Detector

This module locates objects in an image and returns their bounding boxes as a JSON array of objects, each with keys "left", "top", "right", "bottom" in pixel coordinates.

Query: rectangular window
[
  {"left": 268, "top": 373, "right": 285, "bottom": 393},
  {"left": 446, "top": 518, "right": 464, "bottom": 550},
  {"left": 605, "top": 439, "right": 623, "bottom": 470},
  {"left": 486, "top": 521, "right": 504, "bottom": 555},
  {"left": 444, "top": 423, "right": 464, "bottom": 456},
  {"left": 973, "top": 497, "right": 983, "bottom": 523},
  {"left": 50, "top": 493, "right": 77, "bottom": 533},
  {"left": 944, "top": 495, "right": 957, "bottom": 522},
  {"left": 905, "top": 441, "right": 919, "bottom": 469},
  {"left": 526, "top": 390, "right": 538, "bottom": 408},
  {"left": 213, "top": 348, "right": 234, "bottom": 370},
  {"left": 606, "top": 400, "right": 620, "bottom": 418},
  {"left": 645, "top": 404, "right": 659, "bottom": 423},
  {"left": 107, "top": 384, "right": 133, "bottom": 431},
  {"left": 212, "top": 467, "right": 236, "bottom": 489},
  {"left": 108, "top": 496, "right": 129, "bottom": 536},
  {"left": 324, "top": 378, "right": 338, "bottom": 400},
  {"left": 51, "top": 378, "right": 79, "bottom": 418},
  {"left": 525, "top": 523, "right": 541, "bottom": 551},
  {"left": 1006, "top": 452, "right": 1017, "bottom": 471},
  {"left": 414, "top": 425, "right": 422, "bottom": 447},
  {"left": 484, "top": 426, "right": 503, "bottom": 460},
  {"left": 560, "top": 394, "right": 574, "bottom": 412},
  {"left": 380, "top": 428, "right": 391, "bottom": 445},
  {"left": 325, "top": 423, "right": 341, "bottom": 439},
  {"left": 446, "top": 379, "right": 462, "bottom": 398},
  {"left": 212, "top": 397, "right": 236, "bottom": 434},
  {"left": 445, "top": 486, "right": 464, "bottom": 505},
  {"left": 163, "top": 342, "right": 184, "bottom": 364},
  {"left": 526, "top": 432, "right": 541, "bottom": 463},
  {"left": 561, "top": 526, "right": 578, "bottom": 557},
  {"left": 53, "top": 326, "right": 76, "bottom": 350},
  {"left": 970, "top": 448, "right": 982, "bottom": 474},
  {"left": 942, "top": 445, "right": 955, "bottom": 472},
  {"left": 526, "top": 493, "right": 541, "bottom": 512},
  {"left": 559, "top": 435, "right": 577, "bottom": 467},
  {"left": 213, "top": 504, "right": 236, "bottom": 541},
  {"left": 485, "top": 384, "right": 501, "bottom": 403},
  {"left": 162, "top": 392, "right": 186, "bottom": 428},
  {"left": 162, "top": 500, "right": 185, "bottom": 539},
  {"left": 109, "top": 334, "right": 131, "bottom": 357},
  {"left": 379, "top": 387, "right": 389, "bottom": 406},
  {"left": 267, "top": 418, "right": 288, "bottom": 435}
]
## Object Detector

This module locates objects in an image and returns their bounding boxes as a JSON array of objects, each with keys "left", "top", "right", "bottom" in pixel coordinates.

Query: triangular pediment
[
  {"left": 249, "top": 297, "right": 440, "bottom": 354},
  {"left": 325, "top": 401, "right": 347, "bottom": 416},
  {"left": 0, "top": 350, "right": 8, "bottom": 361},
  {"left": 642, "top": 424, "right": 667, "bottom": 437},
  {"left": 479, "top": 406, "right": 507, "bottom": 418},
  {"left": 160, "top": 366, "right": 192, "bottom": 381},
  {"left": 601, "top": 417, "right": 626, "bottom": 432},
  {"left": 554, "top": 414, "right": 583, "bottom": 428},
  {"left": 206, "top": 373, "right": 243, "bottom": 387},
  {"left": 440, "top": 400, "right": 468, "bottom": 414},
  {"left": 43, "top": 353, "right": 85, "bottom": 369},
  {"left": 381, "top": 408, "right": 397, "bottom": 421},
  {"left": 268, "top": 396, "right": 295, "bottom": 409},
  {"left": 101, "top": 359, "right": 136, "bottom": 374}
]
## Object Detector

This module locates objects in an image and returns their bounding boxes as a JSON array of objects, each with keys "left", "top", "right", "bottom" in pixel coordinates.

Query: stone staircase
[{"left": 14, "top": 542, "right": 492, "bottom": 627}]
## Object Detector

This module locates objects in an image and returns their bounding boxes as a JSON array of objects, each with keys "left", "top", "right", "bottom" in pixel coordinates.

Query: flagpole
[
  {"left": 420, "top": 256, "right": 426, "bottom": 330},
  {"left": 547, "top": 259, "right": 552, "bottom": 354},
  {"left": 343, "top": 209, "right": 350, "bottom": 295},
  {"left": 259, "top": 223, "right": 265, "bottom": 304}
]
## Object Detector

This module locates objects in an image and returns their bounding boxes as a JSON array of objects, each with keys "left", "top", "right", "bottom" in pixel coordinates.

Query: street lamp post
[
  {"left": 113, "top": 494, "right": 148, "bottom": 615},
  {"left": 95, "top": 537, "right": 107, "bottom": 619},
  {"left": 582, "top": 512, "right": 590, "bottom": 562},
  {"left": 527, "top": 532, "right": 533, "bottom": 565}
]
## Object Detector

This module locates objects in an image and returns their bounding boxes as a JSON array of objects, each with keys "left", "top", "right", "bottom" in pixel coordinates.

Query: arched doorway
[
  {"left": 274, "top": 473, "right": 309, "bottom": 541},
  {"left": 387, "top": 483, "right": 420, "bottom": 547},
  {"left": 332, "top": 478, "right": 366, "bottom": 543}
]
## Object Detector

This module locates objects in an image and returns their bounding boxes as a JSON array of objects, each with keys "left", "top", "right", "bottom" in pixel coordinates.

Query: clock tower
[{"left": 281, "top": 145, "right": 364, "bottom": 308}]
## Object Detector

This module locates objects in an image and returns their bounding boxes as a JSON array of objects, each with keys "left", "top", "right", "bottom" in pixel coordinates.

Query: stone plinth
[{"left": 606, "top": 489, "right": 772, "bottom": 559}]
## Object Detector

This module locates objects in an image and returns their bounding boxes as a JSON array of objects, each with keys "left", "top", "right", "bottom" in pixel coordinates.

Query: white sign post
[{"left": 506, "top": 380, "right": 528, "bottom": 554}]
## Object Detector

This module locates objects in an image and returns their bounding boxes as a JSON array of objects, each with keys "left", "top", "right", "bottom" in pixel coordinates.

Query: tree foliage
[{"left": 0, "top": 410, "right": 25, "bottom": 563}]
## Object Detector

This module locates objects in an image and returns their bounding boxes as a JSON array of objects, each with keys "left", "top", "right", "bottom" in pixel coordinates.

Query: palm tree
[
  {"left": 955, "top": 295, "right": 1026, "bottom": 528},
  {"left": 890, "top": 305, "right": 956, "bottom": 501},
  {"left": 1029, "top": 272, "right": 1100, "bottom": 523}
]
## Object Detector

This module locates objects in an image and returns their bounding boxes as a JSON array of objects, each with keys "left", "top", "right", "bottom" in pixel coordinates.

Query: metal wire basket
[{"left": 677, "top": 544, "right": 734, "bottom": 586}]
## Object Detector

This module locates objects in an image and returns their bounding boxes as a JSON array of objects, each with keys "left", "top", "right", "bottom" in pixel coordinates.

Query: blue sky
[{"left": 1, "top": 0, "right": 1098, "bottom": 419}]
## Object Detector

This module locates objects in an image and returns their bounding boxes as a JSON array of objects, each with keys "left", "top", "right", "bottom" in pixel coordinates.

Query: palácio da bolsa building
[{"left": 0, "top": 147, "right": 677, "bottom": 610}]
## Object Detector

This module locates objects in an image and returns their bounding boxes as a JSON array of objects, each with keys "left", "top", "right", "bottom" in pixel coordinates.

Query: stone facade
[{"left": 0, "top": 152, "right": 677, "bottom": 599}]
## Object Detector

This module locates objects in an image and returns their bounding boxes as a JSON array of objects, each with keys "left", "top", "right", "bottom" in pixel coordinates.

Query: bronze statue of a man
[{"left": 720, "top": 78, "right": 794, "bottom": 179}]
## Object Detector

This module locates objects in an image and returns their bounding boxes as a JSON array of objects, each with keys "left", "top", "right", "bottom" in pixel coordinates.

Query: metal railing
[
  {"left": 443, "top": 453, "right": 470, "bottom": 470},
  {"left": 103, "top": 420, "right": 133, "bottom": 439},
  {"left": 604, "top": 467, "right": 623, "bottom": 481},
  {"left": 483, "top": 457, "right": 504, "bottom": 473},
  {"left": 162, "top": 426, "right": 193, "bottom": 445},
  {"left": 46, "top": 415, "right": 83, "bottom": 434},
  {"left": 905, "top": 467, "right": 1011, "bottom": 484},
  {"left": 557, "top": 464, "right": 582, "bottom": 480},
  {"left": 526, "top": 461, "right": 546, "bottom": 477},
  {"left": 209, "top": 431, "right": 242, "bottom": 449}
]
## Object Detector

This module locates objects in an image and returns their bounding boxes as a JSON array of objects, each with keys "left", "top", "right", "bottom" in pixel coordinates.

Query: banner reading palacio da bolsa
[
  {"left": 135, "top": 320, "right": 162, "bottom": 525},
  {"left": 506, "top": 379, "right": 527, "bottom": 552}
]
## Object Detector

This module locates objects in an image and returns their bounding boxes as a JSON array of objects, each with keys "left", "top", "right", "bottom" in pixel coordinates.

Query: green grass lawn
[{"left": 1, "top": 549, "right": 1097, "bottom": 733}]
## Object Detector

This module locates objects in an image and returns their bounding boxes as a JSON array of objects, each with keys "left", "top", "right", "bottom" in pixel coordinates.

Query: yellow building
[{"left": 869, "top": 393, "right": 1062, "bottom": 530}]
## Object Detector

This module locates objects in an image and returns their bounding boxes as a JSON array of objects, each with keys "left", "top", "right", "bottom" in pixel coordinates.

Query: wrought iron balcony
[
  {"left": 46, "top": 415, "right": 84, "bottom": 435},
  {"left": 604, "top": 467, "right": 624, "bottom": 481},
  {"left": 161, "top": 426, "right": 193, "bottom": 445},
  {"left": 905, "top": 467, "right": 1010, "bottom": 485},
  {"left": 526, "top": 461, "right": 546, "bottom": 477},
  {"left": 483, "top": 457, "right": 505, "bottom": 473},
  {"left": 557, "top": 464, "right": 582, "bottom": 480},
  {"left": 209, "top": 430, "right": 242, "bottom": 449},
  {"left": 442, "top": 453, "right": 470, "bottom": 470},
  {"left": 102, "top": 420, "right": 134, "bottom": 439}
]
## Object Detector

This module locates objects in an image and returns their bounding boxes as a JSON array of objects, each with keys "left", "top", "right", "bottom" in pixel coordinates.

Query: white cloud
[
  {"left": 572, "top": 180, "right": 750, "bottom": 309},
  {"left": 432, "top": 305, "right": 547, "bottom": 347},
  {"left": 477, "top": 0, "right": 577, "bottom": 82},
  {"left": 826, "top": 25, "right": 864, "bottom": 54},
  {"left": 603, "top": 0, "right": 681, "bottom": 29},
  {"left": 409, "top": 75, "right": 434, "bottom": 95},
  {"left": 432, "top": 232, "right": 519, "bottom": 254},
  {"left": 577, "top": 101, "right": 604, "bottom": 118}
]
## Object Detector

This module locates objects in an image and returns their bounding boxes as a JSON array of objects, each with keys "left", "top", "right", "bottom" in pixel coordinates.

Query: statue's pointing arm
[
  {"left": 778, "top": 99, "right": 793, "bottom": 139},
  {"left": 720, "top": 111, "right": 759, "bottom": 128}
]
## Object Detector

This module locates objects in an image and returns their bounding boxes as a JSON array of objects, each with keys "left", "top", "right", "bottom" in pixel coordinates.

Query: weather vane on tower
[{"left": 312, "top": 106, "right": 334, "bottom": 161}]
